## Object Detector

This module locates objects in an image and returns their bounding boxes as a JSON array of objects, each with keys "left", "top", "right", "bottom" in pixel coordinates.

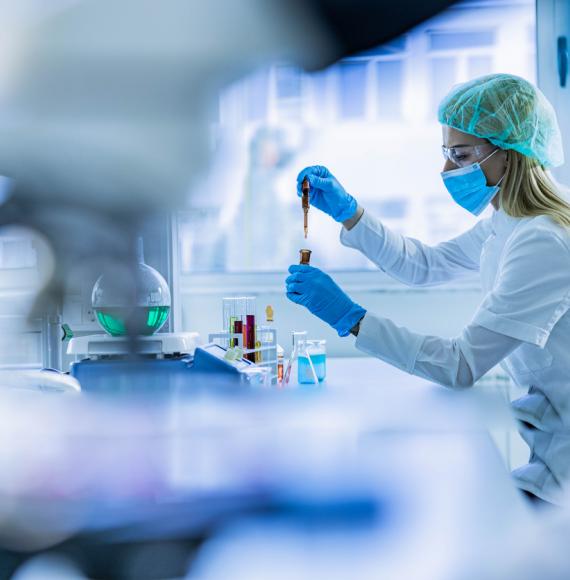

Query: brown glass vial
[{"left": 299, "top": 249, "right": 312, "bottom": 265}]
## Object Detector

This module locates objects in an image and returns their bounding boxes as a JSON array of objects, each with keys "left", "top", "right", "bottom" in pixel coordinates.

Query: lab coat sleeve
[
  {"left": 340, "top": 211, "right": 491, "bottom": 286},
  {"left": 355, "top": 313, "right": 521, "bottom": 388},
  {"left": 471, "top": 228, "right": 570, "bottom": 347}
]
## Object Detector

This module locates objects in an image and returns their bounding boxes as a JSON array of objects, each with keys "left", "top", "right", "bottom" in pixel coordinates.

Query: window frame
[{"left": 536, "top": 0, "right": 570, "bottom": 186}]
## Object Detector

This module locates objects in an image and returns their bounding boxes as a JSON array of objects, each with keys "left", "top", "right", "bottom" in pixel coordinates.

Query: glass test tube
[
  {"left": 223, "top": 297, "right": 255, "bottom": 350},
  {"left": 277, "top": 345, "right": 284, "bottom": 384},
  {"left": 256, "top": 304, "right": 276, "bottom": 365},
  {"left": 239, "top": 297, "right": 247, "bottom": 348},
  {"left": 222, "top": 297, "right": 235, "bottom": 347},
  {"left": 222, "top": 296, "right": 258, "bottom": 361},
  {"left": 245, "top": 296, "right": 257, "bottom": 362},
  {"left": 283, "top": 331, "right": 308, "bottom": 386}
]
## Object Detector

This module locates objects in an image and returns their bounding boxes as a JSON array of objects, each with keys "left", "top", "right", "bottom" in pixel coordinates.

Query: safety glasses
[{"left": 441, "top": 144, "right": 497, "bottom": 168}]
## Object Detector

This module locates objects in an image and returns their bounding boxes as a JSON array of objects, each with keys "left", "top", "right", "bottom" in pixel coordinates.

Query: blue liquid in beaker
[{"left": 298, "top": 354, "right": 326, "bottom": 384}]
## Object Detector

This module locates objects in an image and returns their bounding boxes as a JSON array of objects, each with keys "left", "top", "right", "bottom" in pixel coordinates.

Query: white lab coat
[{"left": 340, "top": 208, "right": 570, "bottom": 504}]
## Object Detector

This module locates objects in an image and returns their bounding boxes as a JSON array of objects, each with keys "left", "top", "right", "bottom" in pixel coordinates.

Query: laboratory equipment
[
  {"left": 67, "top": 334, "right": 258, "bottom": 393},
  {"left": 240, "top": 365, "right": 272, "bottom": 388},
  {"left": 298, "top": 339, "right": 327, "bottom": 384},
  {"left": 283, "top": 331, "right": 304, "bottom": 386},
  {"left": 68, "top": 238, "right": 266, "bottom": 393},
  {"left": 441, "top": 144, "right": 498, "bottom": 167},
  {"left": 296, "top": 165, "right": 358, "bottom": 222},
  {"left": 222, "top": 297, "right": 257, "bottom": 361},
  {"left": 283, "top": 331, "right": 318, "bottom": 386},
  {"left": 212, "top": 299, "right": 278, "bottom": 384},
  {"left": 302, "top": 175, "right": 310, "bottom": 238},
  {"left": 299, "top": 249, "right": 312, "bottom": 265},
  {"left": 0, "top": 370, "right": 81, "bottom": 394},
  {"left": 256, "top": 305, "right": 278, "bottom": 375},
  {"left": 92, "top": 239, "right": 171, "bottom": 337},
  {"left": 277, "top": 345, "right": 284, "bottom": 384}
]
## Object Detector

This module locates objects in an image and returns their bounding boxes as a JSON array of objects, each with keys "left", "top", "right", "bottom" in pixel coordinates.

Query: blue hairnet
[{"left": 438, "top": 73, "right": 564, "bottom": 168}]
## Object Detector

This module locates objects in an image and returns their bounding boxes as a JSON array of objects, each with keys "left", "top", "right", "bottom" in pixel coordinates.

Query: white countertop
[{"left": 289, "top": 355, "right": 514, "bottom": 433}]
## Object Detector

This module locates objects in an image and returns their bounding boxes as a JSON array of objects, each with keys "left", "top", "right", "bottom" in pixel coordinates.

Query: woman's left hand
[{"left": 285, "top": 265, "right": 366, "bottom": 337}]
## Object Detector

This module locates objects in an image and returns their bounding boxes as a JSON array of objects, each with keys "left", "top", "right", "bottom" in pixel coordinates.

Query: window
[
  {"left": 428, "top": 29, "right": 495, "bottom": 50},
  {"left": 376, "top": 60, "right": 404, "bottom": 119},
  {"left": 246, "top": 69, "right": 270, "bottom": 122},
  {"left": 468, "top": 55, "right": 493, "bottom": 78},
  {"left": 276, "top": 66, "right": 302, "bottom": 100},
  {"left": 275, "top": 65, "right": 304, "bottom": 121},
  {"left": 427, "top": 26, "right": 500, "bottom": 114},
  {"left": 536, "top": 0, "right": 570, "bottom": 187},
  {"left": 179, "top": 0, "right": 536, "bottom": 274},
  {"left": 431, "top": 57, "right": 457, "bottom": 113},
  {"left": 0, "top": 229, "right": 47, "bottom": 369},
  {"left": 337, "top": 61, "right": 368, "bottom": 119}
]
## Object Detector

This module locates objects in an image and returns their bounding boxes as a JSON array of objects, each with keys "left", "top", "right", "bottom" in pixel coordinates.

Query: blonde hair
[{"left": 499, "top": 149, "right": 570, "bottom": 227}]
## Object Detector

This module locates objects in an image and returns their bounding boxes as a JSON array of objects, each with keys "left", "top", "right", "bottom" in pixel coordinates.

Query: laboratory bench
[
  {"left": 323, "top": 356, "right": 525, "bottom": 471},
  {"left": 0, "top": 355, "right": 530, "bottom": 580}
]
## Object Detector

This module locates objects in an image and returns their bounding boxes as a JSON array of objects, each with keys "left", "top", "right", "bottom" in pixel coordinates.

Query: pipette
[{"left": 301, "top": 176, "right": 310, "bottom": 238}]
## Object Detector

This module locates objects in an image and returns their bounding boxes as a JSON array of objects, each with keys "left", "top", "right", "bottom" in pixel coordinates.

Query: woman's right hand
[{"left": 296, "top": 165, "right": 357, "bottom": 223}]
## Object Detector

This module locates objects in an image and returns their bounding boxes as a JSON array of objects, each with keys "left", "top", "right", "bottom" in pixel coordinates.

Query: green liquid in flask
[{"left": 95, "top": 306, "right": 170, "bottom": 336}]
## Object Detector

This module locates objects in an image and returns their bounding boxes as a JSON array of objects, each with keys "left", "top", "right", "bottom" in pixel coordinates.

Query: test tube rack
[{"left": 208, "top": 328, "right": 278, "bottom": 384}]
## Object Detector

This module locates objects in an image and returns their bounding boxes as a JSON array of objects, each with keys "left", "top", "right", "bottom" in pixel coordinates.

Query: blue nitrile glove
[
  {"left": 297, "top": 165, "right": 358, "bottom": 223},
  {"left": 285, "top": 265, "right": 366, "bottom": 337}
]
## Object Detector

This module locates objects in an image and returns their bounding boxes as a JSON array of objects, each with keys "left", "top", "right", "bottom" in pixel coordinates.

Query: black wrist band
[{"left": 350, "top": 319, "right": 361, "bottom": 337}]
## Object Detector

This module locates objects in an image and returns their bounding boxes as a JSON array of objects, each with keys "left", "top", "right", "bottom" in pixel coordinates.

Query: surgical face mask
[{"left": 441, "top": 148, "right": 504, "bottom": 216}]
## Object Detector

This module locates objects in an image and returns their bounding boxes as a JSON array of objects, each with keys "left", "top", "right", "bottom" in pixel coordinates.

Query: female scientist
[{"left": 285, "top": 73, "right": 570, "bottom": 506}]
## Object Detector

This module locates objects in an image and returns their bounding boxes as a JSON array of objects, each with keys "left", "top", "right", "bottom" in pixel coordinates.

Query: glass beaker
[{"left": 298, "top": 339, "right": 326, "bottom": 384}]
